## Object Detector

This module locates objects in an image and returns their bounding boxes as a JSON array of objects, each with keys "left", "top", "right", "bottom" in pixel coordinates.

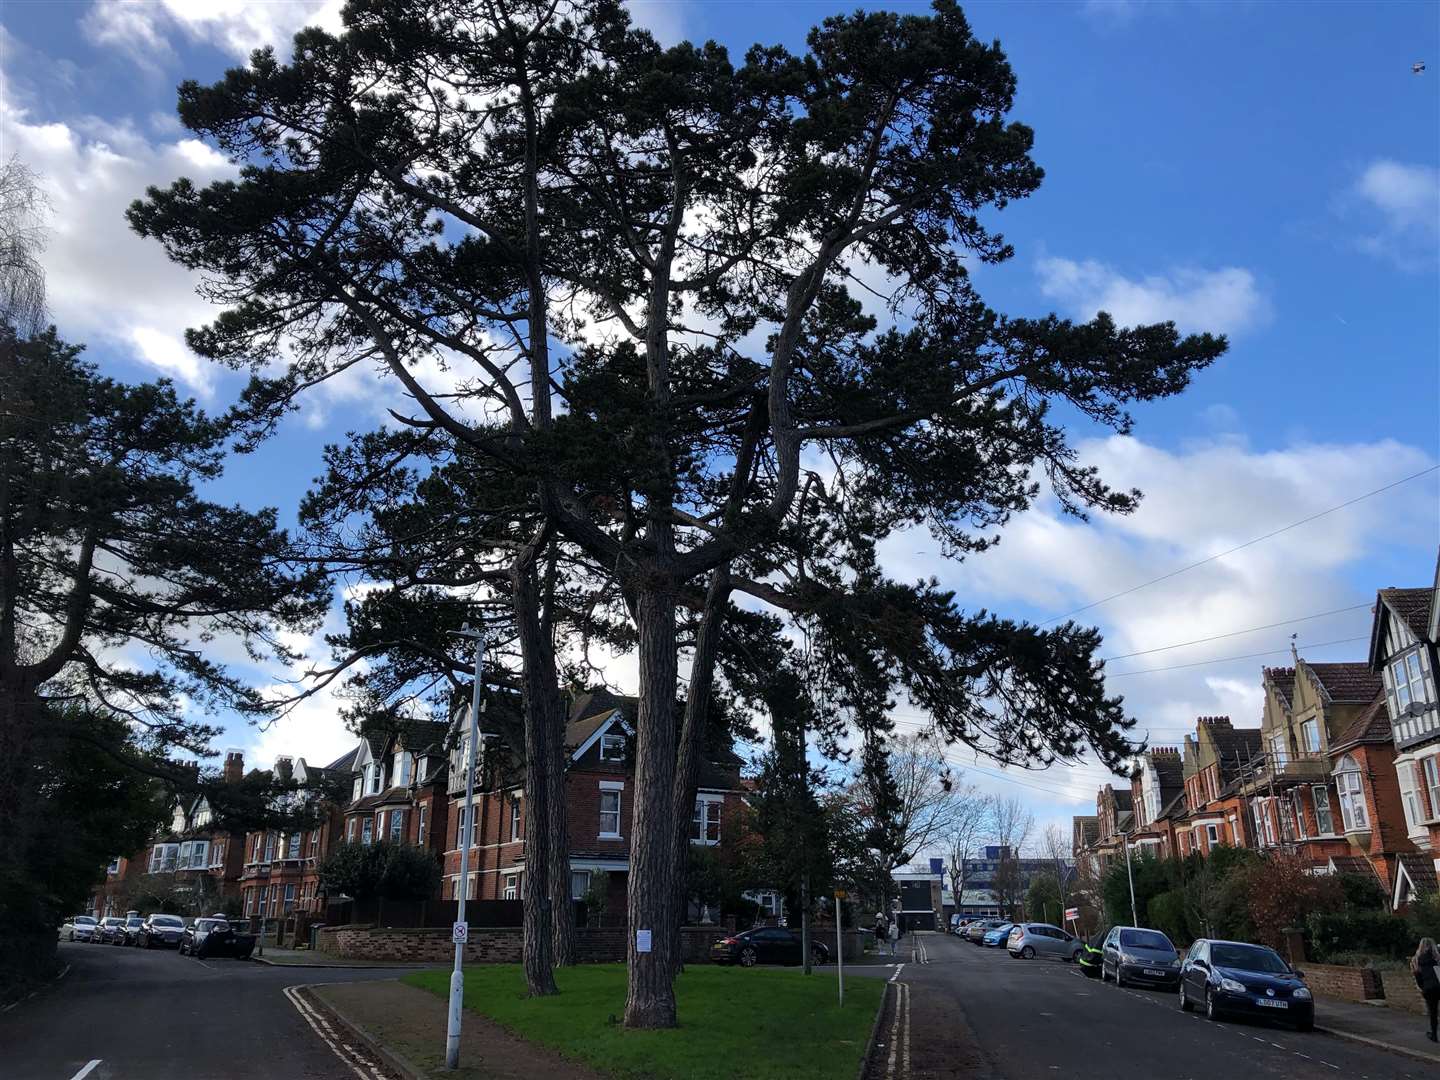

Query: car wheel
[
  {"left": 1020, "top": 946, "right": 1035, "bottom": 960},
  {"left": 1071, "top": 949, "right": 1083, "bottom": 964},
  {"left": 739, "top": 947, "right": 757, "bottom": 967},
  {"left": 1204, "top": 987, "right": 1220, "bottom": 1022},
  {"left": 1179, "top": 982, "right": 1192, "bottom": 1012}
]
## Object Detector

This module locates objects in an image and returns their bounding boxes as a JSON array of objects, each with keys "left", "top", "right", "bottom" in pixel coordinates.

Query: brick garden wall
[
  {"left": 1298, "top": 961, "right": 1384, "bottom": 1002},
  {"left": 315, "top": 923, "right": 744, "bottom": 963}
]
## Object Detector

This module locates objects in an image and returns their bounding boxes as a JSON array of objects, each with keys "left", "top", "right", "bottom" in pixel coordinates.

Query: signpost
[
  {"left": 1064, "top": 907, "right": 1078, "bottom": 922},
  {"left": 834, "top": 890, "right": 845, "bottom": 1007},
  {"left": 445, "top": 624, "right": 485, "bottom": 1071}
]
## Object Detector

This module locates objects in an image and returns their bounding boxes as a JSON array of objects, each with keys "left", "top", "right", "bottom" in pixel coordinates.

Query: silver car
[
  {"left": 63, "top": 915, "right": 98, "bottom": 942},
  {"left": 1007, "top": 922, "right": 1082, "bottom": 962}
]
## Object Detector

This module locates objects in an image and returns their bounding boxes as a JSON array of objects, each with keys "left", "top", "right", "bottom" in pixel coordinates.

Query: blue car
[
  {"left": 1179, "top": 939, "right": 1313, "bottom": 1031},
  {"left": 982, "top": 922, "right": 1015, "bottom": 947}
]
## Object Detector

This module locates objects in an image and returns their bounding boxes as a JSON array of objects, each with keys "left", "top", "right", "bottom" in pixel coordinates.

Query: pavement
[
  {"left": 253, "top": 946, "right": 433, "bottom": 969},
  {"left": 0, "top": 939, "right": 436, "bottom": 1079},
  {"left": 852, "top": 930, "right": 1436, "bottom": 1079}
]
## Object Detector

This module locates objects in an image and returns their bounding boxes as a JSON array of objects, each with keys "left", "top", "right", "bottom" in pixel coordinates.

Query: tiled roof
[
  {"left": 1111, "top": 789, "right": 1134, "bottom": 811},
  {"left": 324, "top": 746, "right": 360, "bottom": 774},
  {"left": 1158, "top": 792, "right": 1187, "bottom": 820},
  {"left": 1212, "top": 728, "right": 1264, "bottom": 777},
  {"left": 1398, "top": 852, "right": 1439, "bottom": 895},
  {"left": 1306, "top": 662, "right": 1384, "bottom": 704},
  {"left": 1380, "top": 588, "right": 1433, "bottom": 643},
  {"left": 1330, "top": 695, "right": 1391, "bottom": 751},
  {"left": 1264, "top": 667, "right": 1295, "bottom": 706},
  {"left": 1329, "top": 855, "right": 1380, "bottom": 881}
]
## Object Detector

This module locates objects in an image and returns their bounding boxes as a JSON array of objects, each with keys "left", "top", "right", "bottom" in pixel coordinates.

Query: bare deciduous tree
[{"left": 0, "top": 158, "right": 48, "bottom": 336}]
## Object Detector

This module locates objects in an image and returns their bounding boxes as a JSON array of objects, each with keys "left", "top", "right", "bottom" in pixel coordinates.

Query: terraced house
[
  {"left": 1176, "top": 716, "right": 1262, "bottom": 857},
  {"left": 237, "top": 754, "right": 347, "bottom": 920},
  {"left": 1368, "top": 574, "right": 1440, "bottom": 906}
]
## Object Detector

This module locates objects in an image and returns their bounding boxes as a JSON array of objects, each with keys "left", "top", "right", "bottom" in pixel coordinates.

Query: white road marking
[
  {"left": 885, "top": 981, "right": 911, "bottom": 1079},
  {"left": 889, "top": 962, "right": 906, "bottom": 983},
  {"left": 68, "top": 1061, "right": 102, "bottom": 1080},
  {"left": 282, "top": 984, "right": 386, "bottom": 1080}
]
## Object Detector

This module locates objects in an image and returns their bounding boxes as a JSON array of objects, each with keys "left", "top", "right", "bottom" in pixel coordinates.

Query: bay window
[
  {"left": 389, "top": 808, "right": 406, "bottom": 844},
  {"left": 1423, "top": 756, "right": 1440, "bottom": 822},
  {"left": 264, "top": 833, "right": 277, "bottom": 863},
  {"left": 360, "top": 818, "right": 373, "bottom": 846},
  {"left": 1333, "top": 755, "right": 1369, "bottom": 832}
]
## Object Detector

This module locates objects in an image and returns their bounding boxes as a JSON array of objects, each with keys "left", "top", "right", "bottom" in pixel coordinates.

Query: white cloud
[
  {"left": 624, "top": 1, "right": 695, "bottom": 46},
  {"left": 1, "top": 97, "right": 235, "bottom": 391},
  {"left": 880, "top": 431, "right": 1437, "bottom": 764},
  {"left": 1351, "top": 159, "right": 1439, "bottom": 269},
  {"left": 83, "top": 0, "right": 344, "bottom": 66},
  {"left": 1036, "top": 256, "right": 1270, "bottom": 335}
]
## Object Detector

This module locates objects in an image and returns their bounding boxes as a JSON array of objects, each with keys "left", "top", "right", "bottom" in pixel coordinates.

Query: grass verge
[{"left": 404, "top": 963, "right": 883, "bottom": 1080}]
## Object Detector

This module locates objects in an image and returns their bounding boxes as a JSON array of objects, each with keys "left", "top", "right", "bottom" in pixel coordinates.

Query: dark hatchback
[
  {"left": 180, "top": 916, "right": 257, "bottom": 960},
  {"left": 710, "top": 927, "right": 829, "bottom": 967},
  {"left": 138, "top": 913, "right": 186, "bottom": 949},
  {"left": 1101, "top": 926, "right": 1181, "bottom": 989},
  {"left": 119, "top": 915, "right": 145, "bottom": 946},
  {"left": 1179, "top": 939, "right": 1313, "bottom": 1031}
]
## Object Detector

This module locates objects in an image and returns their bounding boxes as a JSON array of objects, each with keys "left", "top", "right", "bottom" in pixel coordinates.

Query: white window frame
[
  {"left": 395, "top": 751, "right": 411, "bottom": 787},
  {"left": 264, "top": 833, "right": 277, "bottom": 863},
  {"left": 346, "top": 818, "right": 356, "bottom": 843},
  {"left": 417, "top": 804, "right": 428, "bottom": 847},
  {"left": 283, "top": 883, "right": 297, "bottom": 914},
  {"left": 1423, "top": 756, "right": 1440, "bottom": 824},
  {"left": 309, "top": 829, "right": 320, "bottom": 857},
  {"left": 599, "top": 781, "right": 624, "bottom": 839},
  {"left": 352, "top": 776, "right": 362, "bottom": 802},
  {"left": 1269, "top": 732, "right": 1289, "bottom": 769},
  {"left": 389, "top": 808, "right": 406, "bottom": 845},
  {"left": 571, "top": 870, "right": 592, "bottom": 900},
  {"left": 1334, "top": 756, "right": 1369, "bottom": 832},
  {"left": 360, "top": 818, "right": 374, "bottom": 847},
  {"left": 1311, "top": 785, "right": 1335, "bottom": 835},
  {"left": 503, "top": 872, "right": 521, "bottom": 901},
  {"left": 417, "top": 756, "right": 428, "bottom": 784},
  {"left": 599, "top": 732, "right": 626, "bottom": 762},
  {"left": 509, "top": 795, "right": 522, "bottom": 842},
  {"left": 691, "top": 794, "right": 723, "bottom": 845},
  {"left": 1300, "top": 718, "right": 1321, "bottom": 754},
  {"left": 1206, "top": 823, "right": 1220, "bottom": 845}
]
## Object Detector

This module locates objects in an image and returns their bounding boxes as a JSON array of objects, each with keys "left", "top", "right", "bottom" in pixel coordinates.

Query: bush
[
  {"left": 1337, "top": 872, "right": 1387, "bottom": 913},
  {"left": 317, "top": 841, "right": 439, "bottom": 903},
  {"left": 1306, "top": 910, "right": 1414, "bottom": 962},
  {"left": 1148, "top": 889, "right": 1190, "bottom": 946},
  {"left": 1406, "top": 890, "right": 1440, "bottom": 944}
]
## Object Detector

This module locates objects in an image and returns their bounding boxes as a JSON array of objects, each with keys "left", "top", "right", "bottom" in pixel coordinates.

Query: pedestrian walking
[
  {"left": 887, "top": 918, "right": 901, "bottom": 957},
  {"left": 1412, "top": 936, "right": 1440, "bottom": 1042}
]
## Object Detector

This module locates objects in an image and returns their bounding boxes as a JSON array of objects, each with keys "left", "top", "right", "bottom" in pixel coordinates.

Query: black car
[
  {"left": 118, "top": 915, "right": 145, "bottom": 946},
  {"left": 1100, "top": 926, "right": 1181, "bottom": 989},
  {"left": 710, "top": 927, "right": 829, "bottom": 967},
  {"left": 180, "top": 916, "right": 256, "bottom": 960},
  {"left": 1179, "top": 939, "right": 1314, "bottom": 1031},
  {"left": 95, "top": 916, "right": 126, "bottom": 944},
  {"left": 138, "top": 913, "right": 186, "bottom": 949}
]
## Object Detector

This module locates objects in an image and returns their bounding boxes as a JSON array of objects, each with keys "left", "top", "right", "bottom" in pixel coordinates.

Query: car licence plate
[
  {"left": 1144, "top": 969, "right": 1166, "bottom": 977},
  {"left": 1256, "top": 999, "right": 1288, "bottom": 1009}
]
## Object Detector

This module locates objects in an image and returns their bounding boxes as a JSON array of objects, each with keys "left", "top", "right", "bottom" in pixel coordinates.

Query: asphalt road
[
  {"left": 0, "top": 940, "right": 432, "bottom": 1080},
  {"left": 860, "top": 930, "right": 1431, "bottom": 1080}
]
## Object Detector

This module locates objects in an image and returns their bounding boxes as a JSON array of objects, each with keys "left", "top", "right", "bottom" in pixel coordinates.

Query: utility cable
[
  {"left": 1098, "top": 603, "right": 1372, "bottom": 662},
  {"left": 1105, "top": 635, "right": 1368, "bottom": 677}
]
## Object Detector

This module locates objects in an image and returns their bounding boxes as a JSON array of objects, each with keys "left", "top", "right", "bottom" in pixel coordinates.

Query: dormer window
[
  {"left": 366, "top": 762, "right": 381, "bottom": 794},
  {"left": 352, "top": 776, "right": 362, "bottom": 802},
  {"left": 600, "top": 733, "right": 626, "bottom": 762},
  {"left": 395, "top": 751, "right": 412, "bottom": 787}
]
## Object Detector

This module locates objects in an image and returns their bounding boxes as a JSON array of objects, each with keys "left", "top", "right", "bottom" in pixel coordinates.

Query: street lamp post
[
  {"left": 1122, "top": 829, "right": 1138, "bottom": 927},
  {"left": 446, "top": 624, "right": 485, "bottom": 1071}
]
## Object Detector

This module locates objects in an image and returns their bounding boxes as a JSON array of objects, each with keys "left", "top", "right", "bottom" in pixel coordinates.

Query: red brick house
[
  {"left": 1177, "top": 717, "right": 1262, "bottom": 857},
  {"left": 440, "top": 690, "right": 747, "bottom": 908},
  {"left": 1128, "top": 747, "right": 1185, "bottom": 859},
  {"left": 1366, "top": 575, "right": 1440, "bottom": 907},
  {"left": 1086, "top": 783, "right": 1134, "bottom": 873},
  {"left": 237, "top": 754, "right": 348, "bottom": 919},
  {"left": 1325, "top": 693, "right": 1416, "bottom": 894}
]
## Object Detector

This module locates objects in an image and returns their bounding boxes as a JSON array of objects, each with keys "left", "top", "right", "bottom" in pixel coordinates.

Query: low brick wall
[
  {"left": 316, "top": 923, "right": 744, "bottom": 964},
  {"left": 1301, "top": 961, "right": 1384, "bottom": 1002},
  {"left": 1376, "top": 969, "right": 1428, "bottom": 1015}
]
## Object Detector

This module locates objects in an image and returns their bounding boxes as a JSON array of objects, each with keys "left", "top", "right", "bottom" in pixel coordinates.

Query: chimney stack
[{"left": 223, "top": 750, "right": 244, "bottom": 784}]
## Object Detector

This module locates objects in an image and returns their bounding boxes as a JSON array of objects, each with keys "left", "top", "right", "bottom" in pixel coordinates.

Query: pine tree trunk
[
  {"left": 668, "top": 566, "right": 730, "bottom": 977},
  {"left": 513, "top": 565, "right": 557, "bottom": 996},
  {"left": 547, "top": 683, "right": 575, "bottom": 966},
  {"left": 624, "top": 584, "right": 679, "bottom": 1029}
]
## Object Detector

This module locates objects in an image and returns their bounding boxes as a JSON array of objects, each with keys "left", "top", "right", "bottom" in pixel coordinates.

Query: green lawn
[{"left": 403, "top": 963, "right": 883, "bottom": 1080}]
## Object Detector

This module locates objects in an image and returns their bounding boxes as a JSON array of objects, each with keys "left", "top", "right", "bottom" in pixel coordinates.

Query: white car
[{"left": 62, "top": 915, "right": 99, "bottom": 942}]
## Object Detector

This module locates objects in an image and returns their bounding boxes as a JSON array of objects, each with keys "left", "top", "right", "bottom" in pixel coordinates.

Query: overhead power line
[
  {"left": 1042, "top": 464, "right": 1440, "bottom": 625},
  {"left": 1098, "top": 603, "right": 1373, "bottom": 662},
  {"left": 1106, "top": 635, "right": 1368, "bottom": 677}
]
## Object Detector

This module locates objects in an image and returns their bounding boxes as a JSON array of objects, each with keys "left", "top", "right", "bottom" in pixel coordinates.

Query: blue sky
[{"left": 3, "top": 1, "right": 1437, "bottom": 840}]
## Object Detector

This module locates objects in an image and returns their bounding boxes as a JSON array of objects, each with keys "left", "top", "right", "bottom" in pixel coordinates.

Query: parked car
[
  {"left": 96, "top": 916, "right": 126, "bottom": 944},
  {"left": 965, "top": 919, "right": 1004, "bottom": 943},
  {"left": 1100, "top": 926, "right": 1181, "bottom": 989},
  {"left": 62, "top": 915, "right": 98, "bottom": 943},
  {"left": 1007, "top": 923, "right": 1082, "bottom": 962},
  {"left": 709, "top": 927, "right": 830, "bottom": 968},
  {"left": 138, "top": 913, "right": 186, "bottom": 949},
  {"left": 179, "top": 916, "right": 257, "bottom": 960},
  {"left": 1179, "top": 939, "right": 1313, "bottom": 1031},
  {"left": 982, "top": 922, "right": 1015, "bottom": 947},
  {"left": 119, "top": 915, "right": 146, "bottom": 946}
]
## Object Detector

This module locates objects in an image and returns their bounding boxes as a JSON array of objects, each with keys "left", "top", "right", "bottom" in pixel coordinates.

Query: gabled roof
[
  {"left": 1211, "top": 728, "right": 1264, "bottom": 778},
  {"left": 1157, "top": 791, "right": 1188, "bottom": 821},
  {"left": 1263, "top": 667, "right": 1295, "bottom": 708},
  {"left": 1305, "top": 662, "right": 1383, "bottom": 705},
  {"left": 1395, "top": 852, "right": 1439, "bottom": 908},
  {"left": 321, "top": 744, "right": 360, "bottom": 775},
  {"left": 1330, "top": 695, "right": 1391, "bottom": 753},
  {"left": 1369, "top": 587, "right": 1435, "bottom": 668}
]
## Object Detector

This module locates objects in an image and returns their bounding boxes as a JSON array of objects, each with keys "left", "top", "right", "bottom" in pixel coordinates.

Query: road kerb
[
  {"left": 1, "top": 962, "right": 71, "bottom": 1013},
  {"left": 1313, "top": 1023, "right": 1440, "bottom": 1068},
  {"left": 298, "top": 981, "right": 429, "bottom": 1080},
  {"left": 859, "top": 979, "right": 895, "bottom": 1080}
]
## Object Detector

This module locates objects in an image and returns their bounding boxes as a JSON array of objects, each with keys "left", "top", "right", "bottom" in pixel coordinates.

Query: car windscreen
[
  {"left": 1211, "top": 944, "right": 1289, "bottom": 973},
  {"left": 150, "top": 916, "right": 184, "bottom": 927},
  {"left": 76, "top": 917, "right": 97, "bottom": 925},
  {"left": 1119, "top": 929, "right": 1173, "bottom": 952},
  {"left": 125, "top": 918, "right": 143, "bottom": 925}
]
